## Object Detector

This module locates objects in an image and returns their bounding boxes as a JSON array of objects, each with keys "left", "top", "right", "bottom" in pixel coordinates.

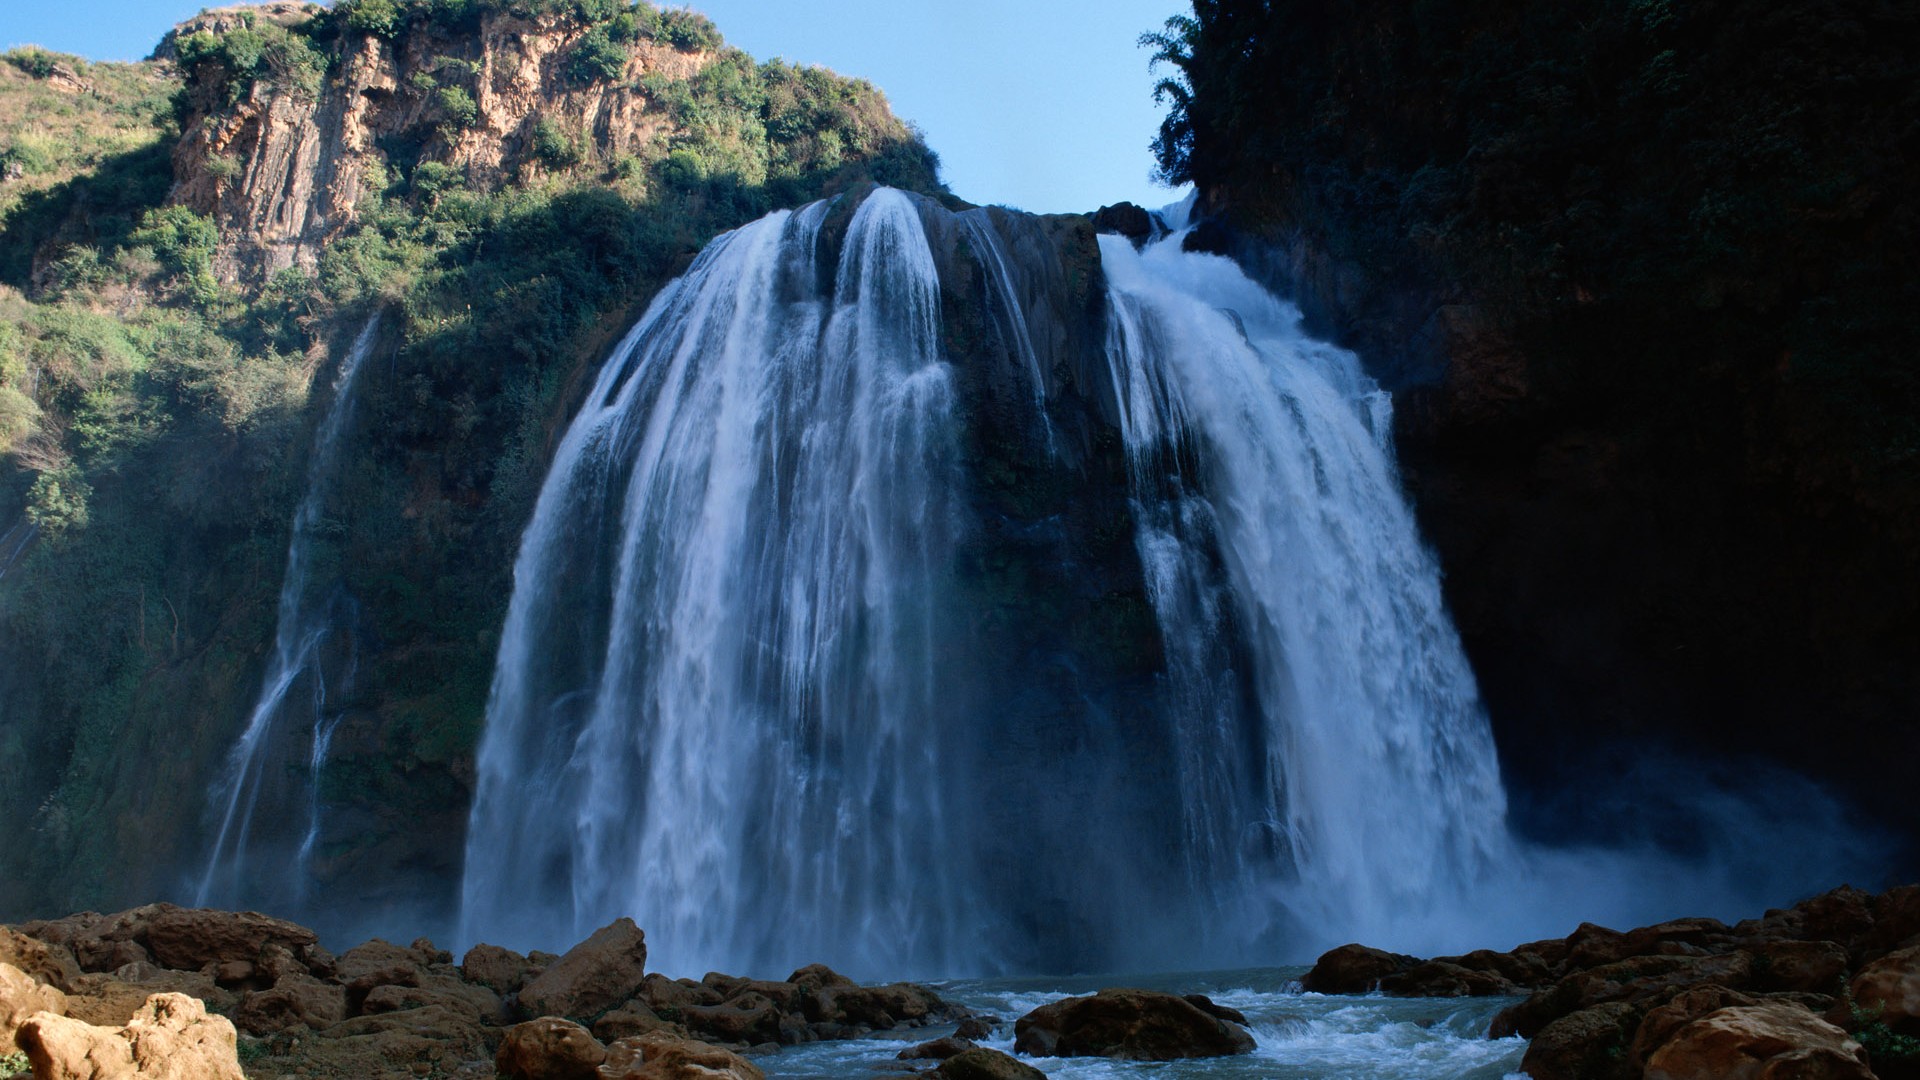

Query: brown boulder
[
  {"left": 592, "top": 1000, "right": 686, "bottom": 1042},
  {"left": 898, "top": 1034, "right": 977, "bottom": 1059},
  {"left": 1751, "top": 940, "right": 1850, "bottom": 996},
  {"left": 929, "top": 1047, "right": 1047, "bottom": 1080},
  {"left": 681, "top": 991, "right": 782, "bottom": 1045},
  {"left": 20, "top": 991, "right": 246, "bottom": 1080},
  {"left": 498, "top": 1017, "right": 608, "bottom": 1080},
  {"left": 1518, "top": 1000, "right": 1640, "bottom": 1080},
  {"left": 464, "top": 942, "right": 537, "bottom": 994},
  {"left": 233, "top": 973, "right": 347, "bottom": 1034},
  {"left": 1625, "top": 984, "right": 1759, "bottom": 1074},
  {"left": 598, "top": 1033, "right": 764, "bottom": 1080},
  {"left": 143, "top": 908, "right": 317, "bottom": 972},
  {"left": 787, "top": 964, "right": 856, "bottom": 991},
  {"left": 1851, "top": 944, "right": 1920, "bottom": 1032},
  {"left": 1643, "top": 1001, "right": 1871, "bottom": 1080},
  {"left": 61, "top": 967, "right": 233, "bottom": 1028},
  {"left": 638, "top": 973, "right": 721, "bottom": 1014},
  {"left": 1380, "top": 959, "right": 1516, "bottom": 997},
  {"left": 955, "top": 1015, "right": 1000, "bottom": 1039},
  {"left": 2, "top": 960, "right": 68, "bottom": 1053},
  {"left": 1492, "top": 952, "right": 1754, "bottom": 1039},
  {"left": 301, "top": 1002, "right": 492, "bottom": 1075},
  {"left": 1300, "top": 943, "right": 1419, "bottom": 993},
  {"left": 1, "top": 928, "right": 83, "bottom": 991},
  {"left": 518, "top": 919, "right": 648, "bottom": 1021},
  {"left": 1012, "top": 988, "right": 1255, "bottom": 1060}
]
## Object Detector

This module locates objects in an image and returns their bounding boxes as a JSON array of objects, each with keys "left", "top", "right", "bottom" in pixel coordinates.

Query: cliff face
[
  {"left": 0, "top": 3, "right": 946, "bottom": 932},
  {"left": 167, "top": 3, "right": 712, "bottom": 279},
  {"left": 1163, "top": 0, "right": 1920, "bottom": 856}
]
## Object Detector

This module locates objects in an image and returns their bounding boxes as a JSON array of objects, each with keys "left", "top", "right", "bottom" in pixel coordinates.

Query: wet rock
[
  {"left": 1643, "top": 1001, "right": 1872, "bottom": 1080},
  {"left": 497, "top": 1017, "right": 607, "bottom": 1080},
  {"left": 598, "top": 1032, "right": 764, "bottom": 1079},
  {"left": 1181, "top": 994, "right": 1247, "bottom": 1024},
  {"left": 1012, "top": 988, "right": 1256, "bottom": 1060},
  {"left": 681, "top": 991, "right": 781, "bottom": 1045},
  {"left": 1380, "top": 959, "right": 1516, "bottom": 997},
  {"left": 1300, "top": 943, "right": 1420, "bottom": 993},
  {"left": 928, "top": 1047, "right": 1047, "bottom": 1080},
  {"left": 20, "top": 991, "right": 245, "bottom": 1080},
  {"left": 1091, "top": 203, "right": 1154, "bottom": 243},
  {"left": 639, "top": 973, "right": 722, "bottom": 1014},
  {"left": 1180, "top": 218, "right": 1232, "bottom": 256},
  {"left": 1517, "top": 1000, "right": 1640, "bottom": 1080},
  {"left": 954, "top": 1015, "right": 999, "bottom": 1039},
  {"left": 898, "top": 1034, "right": 976, "bottom": 1059},
  {"left": 518, "top": 919, "right": 648, "bottom": 1021},
  {"left": 2, "top": 960, "right": 68, "bottom": 1053},
  {"left": 1625, "top": 985, "right": 1760, "bottom": 1074},
  {"left": 1491, "top": 952, "right": 1755, "bottom": 1039}
]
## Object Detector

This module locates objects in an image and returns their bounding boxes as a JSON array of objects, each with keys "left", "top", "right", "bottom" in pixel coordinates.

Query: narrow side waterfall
[
  {"left": 1099, "top": 223, "right": 1513, "bottom": 951},
  {"left": 196, "top": 313, "right": 380, "bottom": 910},
  {"left": 460, "top": 187, "right": 1521, "bottom": 976},
  {"left": 461, "top": 191, "right": 984, "bottom": 977},
  {"left": 0, "top": 520, "right": 35, "bottom": 583}
]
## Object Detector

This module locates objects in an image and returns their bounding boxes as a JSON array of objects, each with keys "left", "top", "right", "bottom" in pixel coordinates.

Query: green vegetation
[
  {"left": 0, "top": 1051, "right": 30, "bottom": 1079},
  {"left": 0, "top": 0, "right": 943, "bottom": 917},
  {"left": 1852, "top": 1004, "right": 1920, "bottom": 1070}
]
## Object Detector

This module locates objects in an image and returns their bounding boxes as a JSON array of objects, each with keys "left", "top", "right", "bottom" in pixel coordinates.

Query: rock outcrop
[
  {"left": 1012, "top": 987, "right": 1256, "bottom": 1060},
  {"left": 1308, "top": 883, "right": 1920, "bottom": 1080},
  {"left": 0, "top": 907, "right": 965, "bottom": 1078}
]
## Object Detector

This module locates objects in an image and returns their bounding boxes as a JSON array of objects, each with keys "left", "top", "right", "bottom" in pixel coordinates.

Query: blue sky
[{"left": 0, "top": 1, "right": 1188, "bottom": 214}]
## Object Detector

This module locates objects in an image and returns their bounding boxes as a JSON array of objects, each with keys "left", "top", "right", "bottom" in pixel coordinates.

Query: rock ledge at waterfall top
[
  {"left": 0, "top": 905, "right": 968, "bottom": 1079},
  {"left": 1301, "top": 883, "right": 1920, "bottom": 1080}
]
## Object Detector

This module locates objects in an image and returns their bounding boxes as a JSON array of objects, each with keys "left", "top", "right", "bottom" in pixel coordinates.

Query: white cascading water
[
  {"left": 461, "top": 190, "right": 985, "bottom": 977},
  {"left": 1099, "top": 209, "right": 1513, "bottom": 951},
  {"left": 0, "top": 520, "right": 35, "bottom": 583},
  {"left": 461, "top": 187, "right": 1529, "bottom": 975},
  {"left": 196, "top": 313, "right": 380, "bottom": 908}
]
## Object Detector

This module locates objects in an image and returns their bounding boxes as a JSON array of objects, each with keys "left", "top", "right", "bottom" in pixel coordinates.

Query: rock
[
  {"left": 786, "top": 964, "right": 856, "bottom": 991},
  {"left": 143, "top": 907, "right": 317, "bottom": 972},
  {"left": 1491, "top": 952, "right": 1755, "bottom": 1039},
  {"left": 1180, "top": 218, "right": 1232, "bottom": 256},
  {"left": 1300, "top": 944, "right": 1421, "bottom": 994},
  {"left": 1517, "top": 1001, "right": 1641, "bottom": 1080},
  {"left": 2, "top": 960, "right": 68, "bottom": 1053},
  {"left": 1181, "top": 994, "right": 1247, "bottom": 1024},
  {"left": 464, "top": 943, "right": 536, "bottom": 995},
  {"left": 1643, "top": 1001, "right": 1872, "bottom": 1080},
  {"left": 1626, "top": 986, "right": 1760, "bottom": 1075},
  {"left": 518, "top": 919, "right": 648, "bottom": 1021},
  {"left": 497, "top": 1017, "right": 608, "bottom": 1080},
  {"left": 302, "top": 1003, "right": 492, "bottom": 1076},
  {"left": 20, "top": 991, "right": 245, "bottom": 1080},
  {"left": 954, "top": 1015, "right": 999, "bottom": 1039},
  {"left": 1851, "top": 944, "right": 1920, "bottom": 1032},
  {"left": 1751, "top": 940, "right": 1850, "bottom": 995},
  {"left": 592, "top": 1000, "right": 685, "bottom": 1043},
  {"left": 809, "top": 981, "right": 951, "bottom": 1029},
  {"left": 638, "top": 974, "right": 721, "bottom": 1015},
  {"left": 1012, "top": 988, "right": 1255, "bottom": 1060},
  {"left": 928, "top": 1047, "right": 1047, "bottom": 1080},
  {"left": 681, "top": 991, "right": 781, "bottom": 1045},
  {"left": 233, "top": 973, "right": 348, "bottom": 1034},
  {"left": 1380, "top": 959, "right": 1516, "bottom": 997},
  {"left": 1091, "top": 203, "right": 1154, "bottom": 243},
  {"left": 61, "top": 968, "right": 234, "bottom": 1028},
  {"left": 1, "top": 928, "right": 83, "bottom": 990},
  {"left": 598, "top": 1033, "right": 764, "bottom": 1080},
  {"left": 898, "top": 1035, "right": 976, "bottom": 1060}
]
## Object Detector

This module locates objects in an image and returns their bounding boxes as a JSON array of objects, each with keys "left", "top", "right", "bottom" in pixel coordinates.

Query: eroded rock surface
[{"left": 1012, "top": 988, "right": 1255, "bottom": 1060}]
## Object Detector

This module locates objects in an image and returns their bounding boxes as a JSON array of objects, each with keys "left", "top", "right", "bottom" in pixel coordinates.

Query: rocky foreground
[
  {"left": 0, "top": 905, "right": 984, "bottom": 1079},
  {"left": 1303, "top": 883, "right": 1920, "bottom": 1080}
]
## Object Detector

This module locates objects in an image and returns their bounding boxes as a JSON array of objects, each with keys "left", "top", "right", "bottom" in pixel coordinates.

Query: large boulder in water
[
  {"left": 928, "top": 1047, "right": 1047, "bottom": 1080},
  {"left": 517, "top": 919, "right": 648, "bottom": 1021},
  {"left": 1012, "top": 988, "right": 1255, "bottom": 1060},
  {"left": 1300, "top": 943, "right": 1420, "bottom": 993}
]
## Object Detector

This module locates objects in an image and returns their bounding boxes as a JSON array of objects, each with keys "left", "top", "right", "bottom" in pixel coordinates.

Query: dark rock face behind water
[
  {"left": 1163, "top": 0, "right": 1920, "bottom": 866},
  {"left": 1303, "top": 883, "right": 1920, "bottom": 1080},
  {"left": 0, "top": 905, "right": 967, "bottom": 1079}
]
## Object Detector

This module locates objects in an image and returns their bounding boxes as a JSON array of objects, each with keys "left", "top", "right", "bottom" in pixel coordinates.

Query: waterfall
[
  {"left": 461, "top": 190, "right": 984, "bottom": 977},
  {"left": 460, "top": 187, "right": 1518, "bottom": 975},
  {"left": 1099, "top": 221, "right": 1512, "bottom": 950},
  {"left": 196, "top": 313, "right": 380, "bottom": 910},
  {"left": 0, "top": 520, "right": 35, "bottom": 583}
]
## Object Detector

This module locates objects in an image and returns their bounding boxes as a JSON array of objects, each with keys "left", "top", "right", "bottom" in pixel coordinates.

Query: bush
[
  {"left": 531, "top": 117, "right": 584, "bottom": 166},
  {"left": 342, "top": 0, "right": 404, "bottom": 38},
  {"left": 4, "top": 48, "right": 59, "bottom": 79},
  {"left": 568, "top": 25, "right": 630, "bottom": 84},
  {"left": 654, "top": 8, "right": 721, "bottom": 52},
  {"left": 436, "top": 85, "right": 479, "bottom": 132},
  {"left": 25, "top": 466, "right": 90, "bottom": 536}
]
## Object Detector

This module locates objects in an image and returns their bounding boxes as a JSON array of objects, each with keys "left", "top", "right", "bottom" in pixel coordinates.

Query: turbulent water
[
  {"left": 458, "top": 186, "right": 1529, "bottom": 977},
  {"left": 763, "top": 970, "right": 1525, "bottom": 1080},
  {"left": 196, "top": 313, "right": 380, "bottom": 911}
]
